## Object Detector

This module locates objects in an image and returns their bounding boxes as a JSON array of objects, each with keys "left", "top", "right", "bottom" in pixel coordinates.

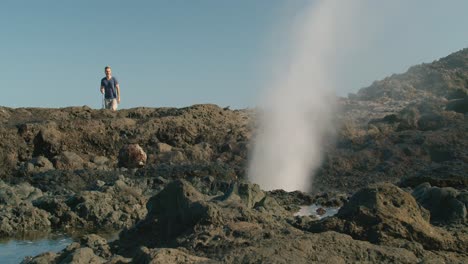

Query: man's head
[{"left": 105, "top": 66, "right": 112, "bottom": 78}]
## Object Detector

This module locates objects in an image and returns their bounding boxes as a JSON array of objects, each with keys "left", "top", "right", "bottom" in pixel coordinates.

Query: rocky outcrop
[
  {"left": 355, "top": 48, "right": 468, "bottom": 101},
  {"left": 27, "top": 180, "right": 468, "bottom": 263},
  {"left": 412, "top": 182, "right": 467, "bottom": 225},
  {"left": 118, "top": 144, "right": 147, "bottom": 168},
  {"left": 0, "top": 181, "right": 50, "bottom": 237},
  {"left": 308, "top": 183, "right": 467, "bottom": 253},
  {"left": 34, "top": 176, "right": 148, "bottom": 231}
]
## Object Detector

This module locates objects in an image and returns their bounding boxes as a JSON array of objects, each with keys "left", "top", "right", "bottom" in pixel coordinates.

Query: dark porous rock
[
  {"left": 67, "top": 178, "right": 147, "bottom": 230},
  {"left": 25, "top": 234, "right": 131, "bottom": 264},
  {"left": 134, "top": 247, "right": 214, "bottom": 263},
  {"left": 316, "top": 207, "right": 326, "bottom": 216},
  {"left": 32, "top": 125, "right": 63, "bottom": 159},
  {"left": 52, "top": 151, "right": 86, "bottom": 170},
  {"left": 186, "top": 142, "right": 214, "bottom": 162},
  {"left": 0, "top": 181, "right": 51, "bottom": 237},
  {"left": 60, "top": 247, "right": 106, "bottom": 263},
  {"left": 116, "top": 180, "right": 284, "bottom": 255},
  {"left": 25, "top": 179, "right": 468, "bottom": 263},
  {"left": 412, "top": 182, "right": 467, "bottom": 225},
  {"left": 0, "top": 203, "right": 51, "bottom": 237},
  {"left": 158, "top": 150, "right": 187, "bottom": 164},
  {"left": 118, "top": 179, "right": 219, "bottom": 250},
  {"left": 399, "top": 162, "right": 468, "bottom": 190},
  {"left": 446, "top": 96, "right": 468, "bottom": 114},
  {"left": 269, "top": 189, "right": 314, "bottom": 208},
  {"left": 308, "top": 183, "right": 466, "bottom": 253},
  {"left": 118, "top": 144, "right": 147, "bottom": 168},
  {"left": 156, "top": 142, "right": 173, "bottom": 153},
  {"left": 0, "top": 181, "right": 43, "bottom": 206},
  {"left": 33, "top": 196, "right": 84, "bottom": 229},
  {"left": 79, "top": 234, "right": 113, "bottom": 259},
  {"left": 22, "top": 156, "right": 54, "bottom": 174},
  {"left": 23, "top": 251, "right": 58, "bottom": 264}
]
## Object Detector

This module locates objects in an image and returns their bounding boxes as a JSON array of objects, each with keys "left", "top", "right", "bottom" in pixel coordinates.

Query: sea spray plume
[{"left": 248, "top": 0, "right": 347, "bottom": 192}]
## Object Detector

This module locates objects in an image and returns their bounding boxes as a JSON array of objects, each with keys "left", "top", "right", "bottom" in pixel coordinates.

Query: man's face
[{"left": 105, "top": 68, "right": 112, "bottom": 77}]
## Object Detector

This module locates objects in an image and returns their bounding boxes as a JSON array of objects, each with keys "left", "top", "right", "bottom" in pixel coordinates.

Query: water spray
[{"left": 248, "top": 0, "right": 354, "bottom": 192}]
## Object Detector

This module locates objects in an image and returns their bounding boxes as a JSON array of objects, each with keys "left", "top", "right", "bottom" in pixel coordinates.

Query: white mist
[{"left": 248, "top": 0, "right": 355, "bottom": 191}]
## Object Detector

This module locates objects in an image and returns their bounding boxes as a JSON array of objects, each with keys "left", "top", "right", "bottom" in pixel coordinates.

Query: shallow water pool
[{"left": 0, "top": 233, "right": 73, "bottom": 264}]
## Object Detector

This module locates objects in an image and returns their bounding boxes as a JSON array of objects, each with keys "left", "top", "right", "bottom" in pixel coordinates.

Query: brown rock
[
  {"left": 53, "top": 151, "right": 85, "bottom": 170},
  {"left": 156, "top": 142, "right": 172, "bottom": 153},
  {"left": 316, "top": 207, "right": 326, "bottom": 216},
  {"left": 118, "top": 144, "right": 147, "bottom": 168},
  {"left": 308, "top": 183, "right": 464, "bottom": 252}
]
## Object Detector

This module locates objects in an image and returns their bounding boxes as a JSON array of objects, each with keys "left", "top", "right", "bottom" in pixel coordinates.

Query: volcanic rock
[
  {"left": 118, "top": 144, "right": 147, "bottom": 168},
  {"left": 67, "top": 178, "right": 148, "bottom": 230},
  {"left": 33, "top": 180, "right": 467, "bottom": 263},
  {"left": 0, "top": 203, "right": 51, "bottom": 237},
  {"left": 155, "top": 142, "right": 172, "bottom": 153},
  {"left": 22, "top": 156, "right": 54, "bottom": 174},
  {"left": 134, "top": 247, "right": 214, "bottom": 263},
  {"left": 446, "top": 96, "right": 468, "bottom": 113},
  {"left": 308, "top": 183, "right": 466, "bottom": 252},
  {"left": 52, "top": 151, "right": 86, "bottom": 170},
  {"left": 412, "top": 182, "right": 467, "bottom": 224},
  {"left": 32, "top": 125, "right": 63, "bottom": 159}
]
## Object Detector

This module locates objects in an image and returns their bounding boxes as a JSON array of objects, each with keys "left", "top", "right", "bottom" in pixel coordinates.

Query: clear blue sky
[{"left": 1, "top": 0, "right": 467, "bottom": 109}]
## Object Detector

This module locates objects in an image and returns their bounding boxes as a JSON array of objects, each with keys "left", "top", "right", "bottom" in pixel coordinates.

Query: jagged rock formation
[
  {"left": 314, "top": 48, "right": 468, "bottom": 193},
  {"left": 1, "top": 48, "right": 468, "bottom": 262},
  {"left": 27, "top": 181, "right": 468, "bottom": 263}
]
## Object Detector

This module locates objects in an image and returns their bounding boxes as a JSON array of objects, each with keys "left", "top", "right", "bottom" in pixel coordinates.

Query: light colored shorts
[{"left": 104, "top": 99, "right": 118, "bottom": 111}]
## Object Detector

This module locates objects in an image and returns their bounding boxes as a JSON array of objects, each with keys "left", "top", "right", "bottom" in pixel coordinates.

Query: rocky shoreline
[{"left": 0, "top": 48, "right": 467, "bottom": 262}]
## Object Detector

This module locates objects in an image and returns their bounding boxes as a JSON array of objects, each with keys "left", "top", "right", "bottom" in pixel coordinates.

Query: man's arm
[
  {"left": 100, "top": 86, "right": 105, "bottom": 94},
  {"left": 116, "top": 84, "right": 120, "bottom": 103}
]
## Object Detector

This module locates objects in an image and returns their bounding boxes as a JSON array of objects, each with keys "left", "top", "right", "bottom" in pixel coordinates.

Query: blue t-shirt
[{"left": 101, "top": 76, "right": 119, "bottom": 99}]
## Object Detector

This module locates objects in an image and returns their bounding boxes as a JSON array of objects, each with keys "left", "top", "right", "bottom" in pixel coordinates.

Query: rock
[
  {"left": 0, "top": 181, "right": 43, "bottom": 206},
  {"left": 59, "top": 247, "right": 106, "bottom": 264},
  {"left": 221, "top": 182, "right": 266, "bottom": 209},
  {"left": 33, "top": 196, "right": 82, "bottom": 229},
  {"left": 23, "top": 252, "right": 57, "bottom": 264},
  {"left": 53, "top": 151, "right": 85, "bottom": 170},
  {"left": 156, "top": 142, "right": 172, "bottom": 153},
  {"left": 91, "top": 155, "right": 109, "bottom": 166},
  {"left": 412, "top": 183, "right": 467, "bottom": 224},
  {"left": 23, "top": 156, "right": 54, "bottom": 174},
  {"left": 398, "top": 106, "right": 420, "bottom": 130},
  {"left": 446, "top": 96, "right": 468, "bottom": 113},
  {"left": 316, "top": 207, "right": 326, "bottom": 216},
  {"left": 186, "top": 142, "right": 214, "bottom": 162},
  {"left": 118, "top": 144, "right": 147, "bottom": 168},
  {"left": 308, "top": 183, "right": 463, "bottom": 252},
  {"left": 68, "top": 179, "right": 147, "bottom": 230},
  {"left": 158, "top": 150, "right": 187, "bottom": 163},
  {"left": 80, "top": 234, "right": 112, "bottom": 259},
  {"left": 33, "top": 126, "right": 62, "bottom": 158},
  {"left": 0, "top": 203, "right": 51, "bottom": 237},
  {"left": 134, "top": 247, "right": 213, "bottom": 264}
]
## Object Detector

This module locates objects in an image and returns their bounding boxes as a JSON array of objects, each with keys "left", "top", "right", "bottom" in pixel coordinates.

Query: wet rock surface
[{"left": 2, "top": 48, "right": 468, "bottom": 262}]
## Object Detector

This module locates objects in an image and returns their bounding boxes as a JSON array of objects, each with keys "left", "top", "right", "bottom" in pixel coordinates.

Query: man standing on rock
[{"left": 100, "top": 66, "right": 120, "bottom": 111}]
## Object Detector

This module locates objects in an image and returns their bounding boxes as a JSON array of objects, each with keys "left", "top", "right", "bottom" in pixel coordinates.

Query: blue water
[{"left": 0, "top": 234, "right": 72, "bottom": 264}]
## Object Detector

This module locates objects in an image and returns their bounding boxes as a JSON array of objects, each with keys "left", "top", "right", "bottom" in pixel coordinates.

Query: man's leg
[
  {"left": 111, "top": 99, "right": 118, "bottom": 111},
  {"left": 104, "top": 99, "right": 112, "bottom": 110}
]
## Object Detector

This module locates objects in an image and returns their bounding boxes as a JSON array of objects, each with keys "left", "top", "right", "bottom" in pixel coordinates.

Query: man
[{"left": 100, "top": 66, "right": 120, "bottom": 111}]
